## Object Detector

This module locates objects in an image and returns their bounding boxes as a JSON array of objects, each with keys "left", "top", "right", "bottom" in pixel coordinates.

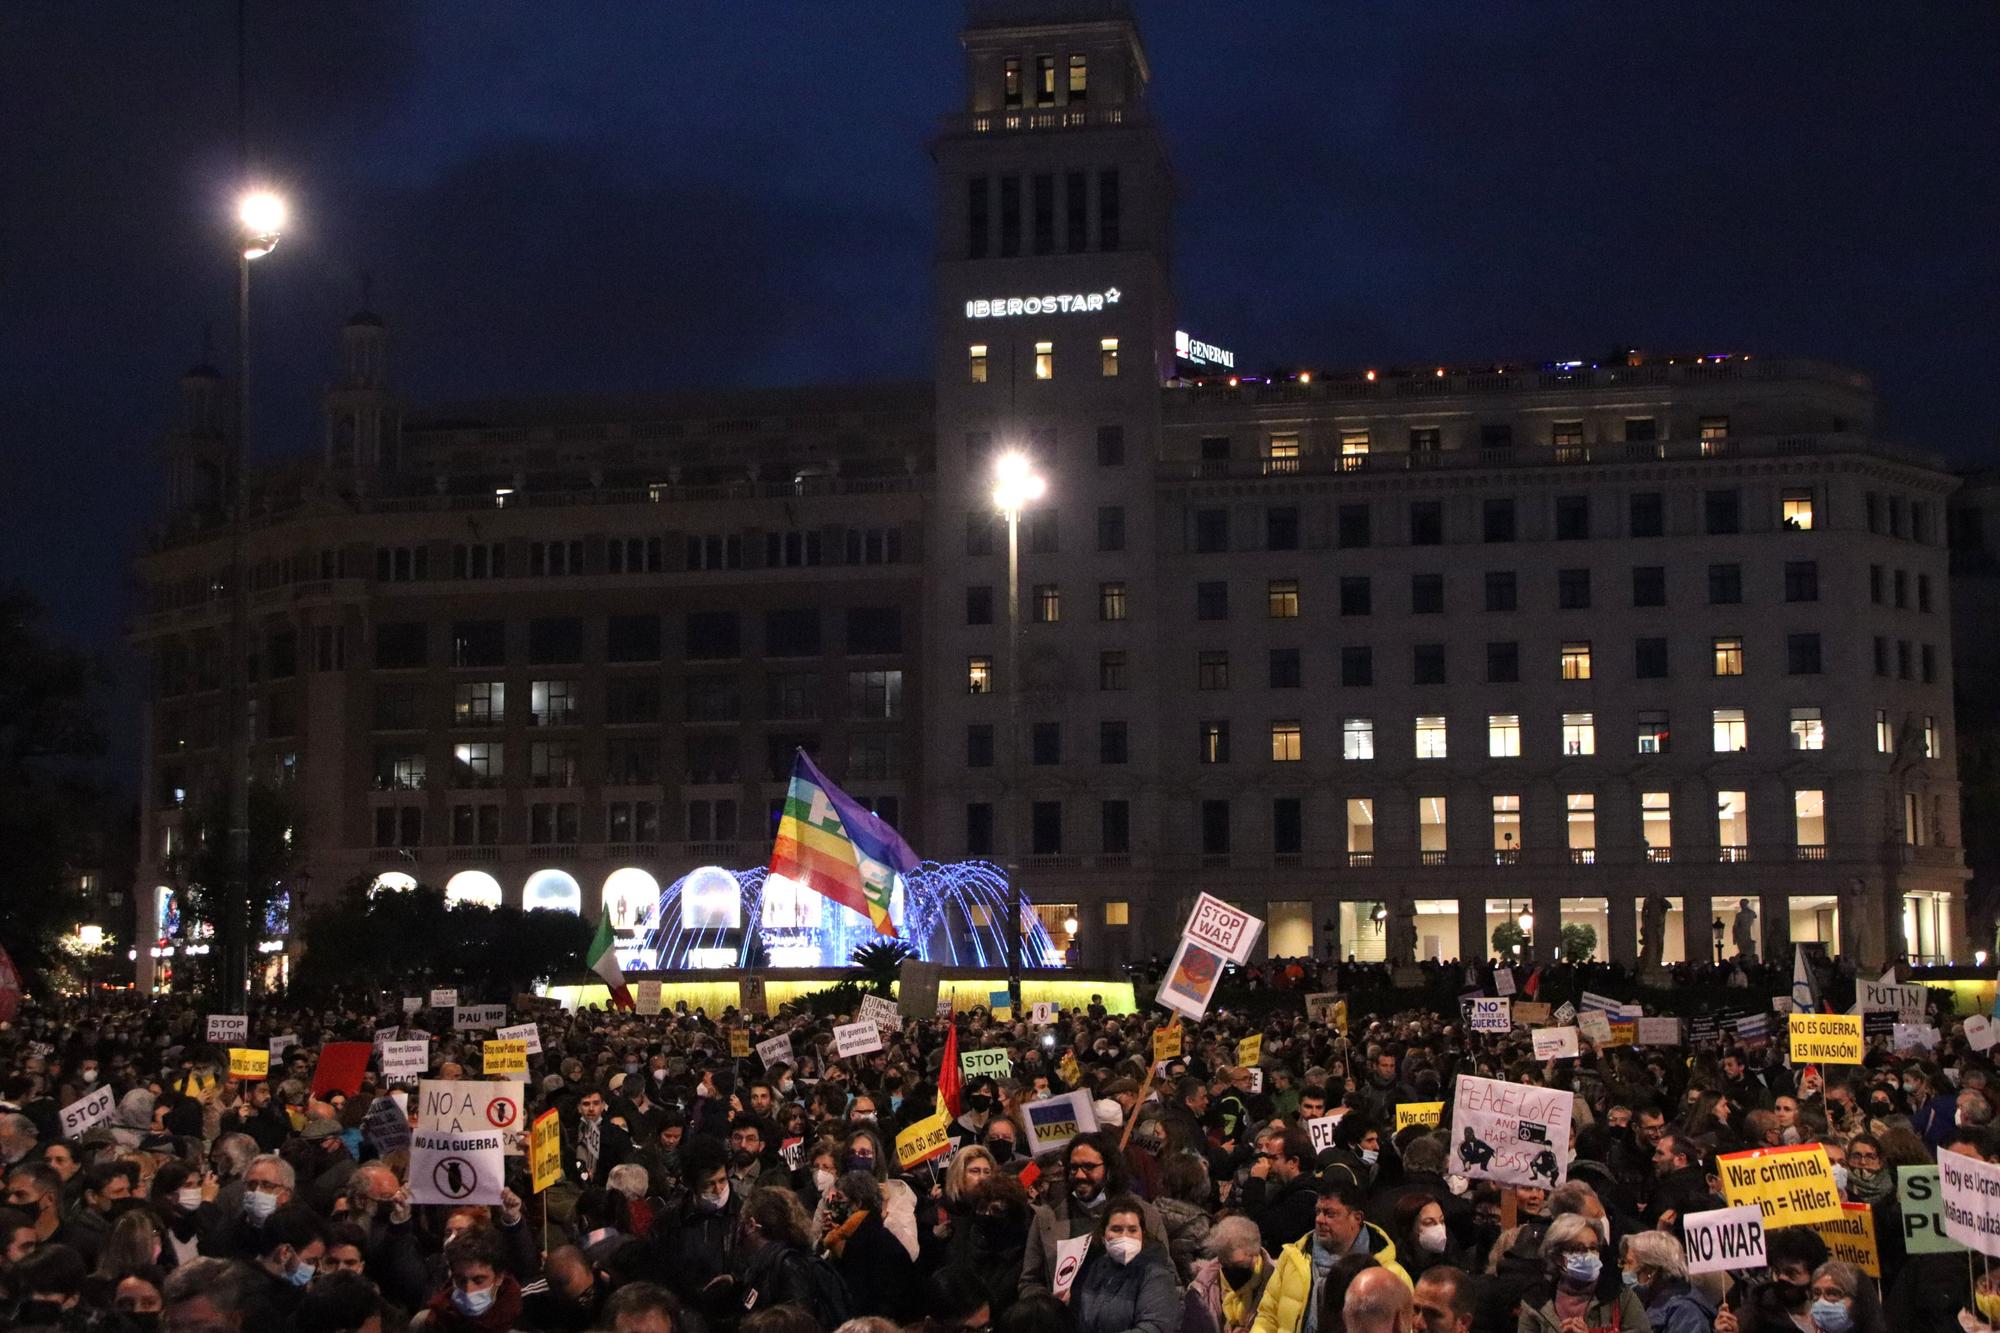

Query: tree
[
  {"left": 850, "top": 939, "right": 916, "bottom": 995},
  {"left": 0, "top": 588, "right": 105, "bottom": 990},
  {"left": 1559, "top": 923, "right": 1598, "bottom": 963},
  {"left": 168, "top": 783, "right": 299, "bottom": 996},
  {"left": 1491, "top": 922, "right": 1527, "bottom": 958},
  {"left": 291, "top": 880, "right": 593, "bottom": 1000}
]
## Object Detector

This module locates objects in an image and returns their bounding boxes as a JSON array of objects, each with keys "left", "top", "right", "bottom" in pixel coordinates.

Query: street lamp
[
  {"left": 220, "top": 187, "right": 286, "bottom": 1010},
  {"left": 993, "top": 450, "right": 1046, "bottom": 1011}
]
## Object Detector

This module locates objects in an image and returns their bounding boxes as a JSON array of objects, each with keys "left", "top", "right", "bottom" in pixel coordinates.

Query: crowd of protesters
[{"left": 2, "top": 958, "right": 1998, "bottom": 1333}]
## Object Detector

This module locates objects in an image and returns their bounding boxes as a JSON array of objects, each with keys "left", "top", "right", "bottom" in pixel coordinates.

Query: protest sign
[
  {"left": 206, "top": 1014, "right": 249, "bottom": 1044},
  {"left": 1237, "top": 1034, "right": 1263, "bottom": 1066},
  {"left": 1304, "top": 993, "right": 1341, "bottom": 1024},
  {"left": 1893, "top": 1023, "right": 1941, "bottom": 1051},
  {"left": 1580, "top": 990, "right": 1618, "bottom": 1012},
  {"left": 410, "top": 1128, "right": 504, "bottom": 1205},
  {"left": 895, "top": 1112, "right": 953, "bottom": 1169},
  {"left": 634, "top": 981, "right": 662, "bottom": 1016},
  {"left": 1718, "top": 1144, "right": 1842, "bottom": 1227},
  {"left": 1469, "top": 997, "right": 1512, "bottom": 1033},
  {"left": 402, "top": 996, "right": 423, "bottom": 1015},
  {"left": 1577, "top": 1011, "right": 1613, "bottom": 1045},
  {"left": 1494, "top": 967, "right": 1516, "bottom": 997},
  {"left": 1687, "top": 1014, "right": 1721, "bottom": 1045},
  {"left": 1446, "top": 1075, "right": 1572, "bottom": 1188},
  {"left": 59, "top": 1085, "right": 115, "bottom": 1138},
  {"left": 529, "top": 1109, "right": 563, "bottom": 1193},
  {"left": 1031, "top": 1001, "right": 1055, "bottom": 1026},
  {"left": 495, "top": 1022, "right": 542, "bottom": 1056},
  {"left": 268, "top": 1034, "right": 300, "bottom": 1061},
  {"left": 418, "top": 1079, "right": 524, "bottom": 1139},
  {"left": 227, "top": 1048, "right": 269, "bottom": 1080},
  {"left": 482, "top": 1039, "right": 529, "bottom": 1079},
  {"left": 1789, "top": 1013, "right": 1863, "bottom": 1065},
  {"left": 739, "top": 975, "right": 768, "bottom": 1018},
  {"left": 1156, "top": 936, "right": 1228, "bottom": 1019},
  {"left": 429, "top": 988, "right": 457, "bottom": 1010},
  {"left": 1938, "top": 1147, "right": 2000, "bottom": 1257},
  {"left": 1636, "top": 1017, "right": 1682, "bottom": 1047},
  {"left": 833, "top": 1020, "right": 884, "bottom": 1059},
  {"left": 1813, "top": 1204, "right": 1880, "bottom": 1277},
  {"left": 728, "top": 1030, "right": 752, "bottom": 1059},
  {"left": 1053, "top": 1235, "right": 1092, "bottom": 1300},
  {"left": 1532, "top": 1027, "right": 1579, "bottom": 1061},
  {"left": 1553, "top": 1001, "right": 1577, "bottom": 1025},
  {"left": 1396, "top": 1102, "right": 1445, "bottom": 1132},
  {"left": 757, "top": 1034, "right": 795, "bottom": 1070},
  {"left": 989, "top": 989, "right": 1012, "bottom": 1018},
  {"left": 898, "top": 961, "right": 943, "bottom": 1019},
  {"left": 1512, "top": 1001, "right": 1552, "bottom": 1025},
  {"left": 1306, "top": 1114, "right": 1346, "bottom": 1155},
  {"left": 859, "top": 993, "right": 902, "bottom": 1034},
  {"left": 1152, "top": 1025, "right": 1183, "bottom": 1066},
  {"left": 1734, "top": 1014, "right": 1771, "bottom": 1045},
  {"left": 1023, "top": 1090, "right": 1098, "bottom": 1156},
  {"left": 1182, "top": 891, "right": 1264, "bottom": 964},
  {"left": 362, "top": 1096, "right": 412, "bottom": 1155},
  {"left": 961, "top": 1047, "right": 1012, "bottom": 1079},
  {"left": 381, "top": 1039, "right": 430, "bottom": 1081},
  {"left": 1965, "top": 1015, "right": 1998, "bottom": 1053},
  {"left": 454, "top": 1004, "right": 507, "bottom": 1032},
  {"left": 1681, "top": 1205, "right": 1767, "bottom": 1275},
  {"left": 313, "top": 1043, "right": 372, "bottom": 1098},
  {"left": 1898, "top": 1165, "right": 1964, "bottom": 1254},
  {"left": 1859, "top": 976, "right": 1927, "bottom": 1020}
]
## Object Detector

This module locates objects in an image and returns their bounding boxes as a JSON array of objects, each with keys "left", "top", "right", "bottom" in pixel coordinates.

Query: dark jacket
[
  {"left": 1073, "top": 1244, "right": 1182, "bottom": 1333},
  {"left": 1244, "top": 1174, "right": 1319, "bottom": 1260},
  {"left": 650, "top": 1189, "right": 742, "bottom": 1307},
  {"left": 1641, "top": 1278, "right": 1716, "bottom": 1333},
  {"left": 562, "top": 1116, "right": 633, "bottom": 1189},
  {"left": 826, "top": 1210, "right": 920, "bottom": 1321}
]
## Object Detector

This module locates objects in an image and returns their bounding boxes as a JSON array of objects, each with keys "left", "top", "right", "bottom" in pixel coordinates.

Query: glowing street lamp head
[
  {"left": 991, "top": 451, "right": 1046, "bottom": 515},
  {"left": 238, "top": 190, "right": 286, "bottom": 258}
]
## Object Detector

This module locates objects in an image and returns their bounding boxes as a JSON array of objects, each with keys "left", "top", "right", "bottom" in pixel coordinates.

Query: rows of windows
[
  {"left": 967, "top": 337, "right": 1119, "bottom": 383},
  {"left": 1868, "top": 565, "right": 1935, "bottom": 612},
  {"left": 372, "top": 530, "right": 907, "bottom": 585},
  {"left": 372, "top": 729, "right": 905, "bottom": 791},
  {"left": 379, "top": 670, "right": 905, "bottom": 732},
  {"left": 967, "top": 163, "right": 1118, "bottom": 259},
  {"left": 375, "top": 793, "right": 885, "bottom": 849},
  {"left": 1871, "top": 637, "right": 1941, "bottom": 682},
  {"left": 373, "top": 608, "right": 904, "bottom": 670}
]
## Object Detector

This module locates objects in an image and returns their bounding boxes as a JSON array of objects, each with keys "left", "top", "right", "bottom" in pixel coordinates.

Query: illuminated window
[
  {"left": 1782, "top": 488, "right": 1815, "bottom": 530},
  {"left": 1036, "top": 54, "right": 1056, "bottom": 104},
  {"left": 1415, "top": 715, "right": 1448, "bottom": 759},
  {"left": 1712, "top": 708, "right": 1748, "bottom": 752},
  {"left": 1925, "top": 714, "right": 1938, "bottom": 758},
  {"left": 1033, "top": 584, "right": 1060, "bottom": 623},
  {"left": 1561, "top": 641, "right": 1593, "bottom": 680},
  {"left": 1340, "top": 430, "right": 1370, "bottom": 471},
  {"left": 1562, "top": 712, "right": 1596, "bottom": 756},
  {"left": 1068, "top": 53, "right": 1087, "bottom": 99},
  {"left": 967, "top": 657, "right": 993, "bottom": 694},
  {"left": 1789, "top": 707, "right": 1824, "bottom": 750},
  {"left": 969, "top": 344, "right": 988, "bottom": 383},
  {"left": 1418, "top": 796, "right": 1448, "bottom": 858},
  {"left": 1642, "top": 792, "right": 1672, "bottom": 859},
  {"left": 1003, "top": 58, "right": 1022, "bottom": 107},
  {"left": 1488, "top": 713, "right": 1520, "bottom": 758},
  {"left": 1103, "top": 901, "right": 1129, "bottom": 926},
  {"left": 1713, "top": 636, "right": 1744, "bottom": 676},
  {"left": 1098, "top": 582, "right": 1126, "bottom": 621},
  {"left": 1347, "top": 799, "right": 1374, "bottom": 856},
  {"left": 1700, "top": 415, "right": 1730, "bottom": 441},
  {"left": 1876, "top": 708, "right": 1892, "bottom": 754},
  {"left": 1034, "top": 340, "right": 1053, "bottom": 379},
  {"left": 1717, "top": 790, "right": 1748, "bottom": 854},
  {"left": 1199, "top": 720, "right": 1230, "bottom": 764},
  {"left": 1267, "top": 435, "right": 1300, "bottom": 474},
  {"left": 1270, "top": 721, "right": 1302, "bottom": 762},
  {"left": 1268, "top": 579, "right": 1300, "bottom": 618},
  {"left": 1795, "top": 790, "right": 1825, "bottom": 848},
  {"left": 1637, "top": 710, "right": 1670, "bottom": 754},
  {"left": 1492, "top": 795, "right": 1521, "bottom": 860},
  {"left": 1567, "top": 794, "right": 1596, "bottom": 857},
  {"left": 454, "top": 681, "right": 505, "bottom": 727},
  {"left": 1100, "top": 337, "right": 1119, "bottom": 377},
  {"left": 1342, "top": 717, "right": 1374, "bottom": 760}
]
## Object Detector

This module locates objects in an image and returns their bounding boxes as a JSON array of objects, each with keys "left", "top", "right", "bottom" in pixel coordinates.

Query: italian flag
[{"left": 587, "top": 908, "right": 633, "bottom": 1010}]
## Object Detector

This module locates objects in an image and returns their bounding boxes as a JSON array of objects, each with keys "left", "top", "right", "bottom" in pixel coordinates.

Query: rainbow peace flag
[{"left": 769, "top": 749, "right": 916, "bottom": 937}]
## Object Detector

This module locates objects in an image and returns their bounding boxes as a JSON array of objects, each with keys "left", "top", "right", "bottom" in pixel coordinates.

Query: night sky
[{"left": 3, "top": 3, "right": 1996, "bottom": 772}]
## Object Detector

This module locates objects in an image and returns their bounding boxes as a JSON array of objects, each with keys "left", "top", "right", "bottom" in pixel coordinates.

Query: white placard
[
  {"left": 1966, "top": 1015, "right": 1998, "bottom": 1053},
  {"left": 417, "top": 1078, "right": 524, "bottom": 1139},
  {"left": 1532, "top": 1027, "right": 1579, "bottom": 1060},
  {"left": 1022, "top": 1090, "right": 1099, "bottom": 1156},
  {"left": 381, "top": 1039, "right": 431, "bottom": 1081},
  {"left": 1577, "top": 1010, "right": 1614, "bottom": 1044},
  {"left": 1446, "top": 1074, "right": 1573, "bottom": 1189},
  {"left": 833, "top": 1020, "right": 884, "bottom": 1058},
  {"left": 1031, "top": 1001, "right": 1055, "bottom": 1025},
  {"left": 409, "top": 1128, "right": 504, "bottom": 1205},
  {"left": 1494, "top": 968, "right": 1517, "bottom": 997},
  {"left": 206, "top": 1014, "right": 249, "bottom": 1043},
  {"left": 1939, "top": 1148, "right": 2000, "bottom": 1257},
  {"left": 496, "top": 1022, "right": 542, "bottom": 1056},
  {"left": 858, "top": 994, "right": 902, "bottom": 1034},
  {"left": 1181, "top": 892, "right": 1264, "bottom": 964},
  {"left": 633, "top": 980, "right": 662, "bottom": 1016},
  {"left": 1155, "top": 935, "right": 1229, "bottom": 1019},
  {"left": 756, "top": 1033, "right": 794, "bottom": 1069},
  {"left": 1893, "top": 1023, "right": 1941, "bottom": 1051},
  {"left": 1859, "top": 978, "right": 1927, "bottom": 1020},
  {"left": 429, "top": 988, "right": 458, "bottom": 1010},
  {"left": 403, "top": 996, "right": 424, "bottom": 1015},
  {"left": 1682, "top": 1204, "right": 1768, "bottom": 1274},
  {"left": 1052, "top": 1234, "right": 1092, "bottom": 1299},
  {"left": 1636, "top": 1017, "right": 1683, "bottom": 1047},
  {"left": 59, "top": 1085, "right": 115, "bottom": 1138},
  {"left": 1306, "top": 1113, "right": 1345, "bottom": 1156},
  {"left": 268, "top": 1033, "right": 299, "bottom": 1060},
  {"left": 1469, "top": 997, "right": 1512, "bottom": 1033},
  {"left": 1580, "top": 991, "right": 1617, "bottom": 1013},
  {"left": 454, "top": 1004, "right": 506, "bottom": 1031}
]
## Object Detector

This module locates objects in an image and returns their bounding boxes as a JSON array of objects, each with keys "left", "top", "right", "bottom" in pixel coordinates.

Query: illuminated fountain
[{"left": 618, "top": 859, "right": 1058, "bottom": 971}]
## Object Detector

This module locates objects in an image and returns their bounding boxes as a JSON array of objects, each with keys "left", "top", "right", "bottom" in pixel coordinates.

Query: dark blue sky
[{"left": 3, "top": 2, "right": 1996, "bottom": 705}]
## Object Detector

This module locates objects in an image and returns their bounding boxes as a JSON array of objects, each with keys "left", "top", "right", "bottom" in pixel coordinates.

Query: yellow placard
[
  {"left": 1153, "top": 1024, "right": 1182, "bottom": 1066},
  {"left": 482, "top": 1038, "right": 528, "bottom": 1076},
  {"left": 895, "top": 1111, "right": 952, "bottom": 1168},
  {"left": 1237, "top": 1034, "right": 1262, "bottom": 1067},
  {"left": 227, "top": 1048, "right": 269, "bottom": 1080},
  {"left": 729, "top": 1030, "right": 752, "bottom": 1059},
  {"left": 529, "top": 1108, "right": 563, "bottom": 1193},
  {"left": 1813, "top": 1203, "right": 1880, "bottom": 1277},
  {"left": 1788, "top": 1013, "right": 1864, "bottom": 1065},
  {"left": 1396, "top": 1101, "right": 1446, "bottom": 1132},
  {"left": 1059, "top": 1052, "right": 1081, "bottom": 1086},
  {"left": 1718, "top": 1144, "right": 1843, "bottom": 1227},
  {"left": 1332, "top": 999, "right": 1348, "bottom": 1033}
]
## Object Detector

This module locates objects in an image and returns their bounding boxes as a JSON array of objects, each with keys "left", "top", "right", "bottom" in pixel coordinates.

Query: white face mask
[
  {"left": 1106, "top": 1236, "right": 1142, "bottom": 1265},
  {"left": 82, "top": 1069, "right": 99, "bottom": 1083},
  {"left": 178, "top": 1185, "right": 204, "bottom": 1212},
  {"left": 814, "top": 1169, "right": 836, "bottom": 1194},
  {"left": 1418, "top": 1223, "right": 1449, "bottom": 1254},
  {"left": 244, "top": 1189, "right": 278, "bottom": 1222}
]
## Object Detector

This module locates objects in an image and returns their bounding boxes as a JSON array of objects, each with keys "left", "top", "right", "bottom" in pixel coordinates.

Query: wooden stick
[{"left": 1499, "top": 1185, "right": 1518, "bottom": 1230}]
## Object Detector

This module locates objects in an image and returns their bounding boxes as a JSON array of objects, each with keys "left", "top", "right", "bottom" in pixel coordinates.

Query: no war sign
[
  {"left": 418, "top": 1078, "right": 525, "bottom": 1154},
  {"left": 409, "top": 1128, "right": 503, "bottom": 1206},
  {"left": 1682, "top": 1205, "right": 1766, "bottom": 1274}
]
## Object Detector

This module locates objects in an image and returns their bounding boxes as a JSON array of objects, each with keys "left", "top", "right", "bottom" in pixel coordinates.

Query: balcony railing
[
  {"left": 1794, "top": 844, "right": 1827, "bottom": 861},
  {"left": 1569, "top": 848, "right": 1597, "bottom": 865},
  {"left": 1347, "top": 851, "right": 1374, "bottom": 868},
  {"left": 1718, "top": 845, "right": 1750, "bottom": 863},
  {"left": 1420, "top": 850, "right": 1447, "bottom": 867},
  {"left": 1645, "top": 847, "right": 1673, "bottom": 864},
  {"left": 1493, "top": 849, "right": 1522, "bottom": 866}
]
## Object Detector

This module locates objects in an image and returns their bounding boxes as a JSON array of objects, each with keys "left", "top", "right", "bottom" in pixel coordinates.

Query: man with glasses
[{"left": 1018, "top": 1130, "right": 1165, "bottom": 1297}]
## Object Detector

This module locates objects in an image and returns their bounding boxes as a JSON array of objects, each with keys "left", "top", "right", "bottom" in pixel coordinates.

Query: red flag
[
  {"left": 936, "top": 1021, "right": 962, "bottom": 1119},
  {"left": 0, "top": 943, "right": 21, "bottom": 1023},
  {"left": 1523, "top": 967, "right": 1543, "bottom": 1000},
  {"left": 312, "top": 1042, "right": 373, "bottom": 1098}
]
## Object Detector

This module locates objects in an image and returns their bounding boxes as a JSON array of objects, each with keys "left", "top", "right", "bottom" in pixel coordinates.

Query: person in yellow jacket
[{"left": 1253, "top": 1180, "right": 1411, "bottom": 1333}]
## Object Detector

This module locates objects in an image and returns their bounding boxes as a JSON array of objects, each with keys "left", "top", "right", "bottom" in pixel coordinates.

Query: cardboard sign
[
  {"left": 268, "top": 1034, "right": 299, "bottom": 1061},
  {"left": 313, "top": 1042, "right": 373, "bottom": 1098},
  {"left": 495, "top": 1021, "right": 542, "bottom": 1056},
  {"left": 363, "top": 1095, "right": 412, "bottom": 1155},
  {"left": 1237, "top": 1034, "right": 1263, "bottom": 1066},
  {"left": 1893, "top": 1022, "right": 1941, "bottom": 1051},
  {"left": 1682, "top": 1204, "right": 1767, "bottom": 1274},
  {"left": 1306, "top": 1113, "right": 1346, "bottom": 1155},
  {"left": 403, "top": 996, "right": 423, "bottom": 1015},
  {"left": 1156, "top": 936, "right": 1228, "bottom": 1019},
  {"left": 1512, "top": 1001, "right": 1551, "bottom": 1025},
  {"left": 1577, "top": 1011, "right": 1614, "bottom": 1045},
  {"left": 728, "top": 1030, "right": 752, "bottom": 1059},
  {"left": 529, "top": 1108, "right": 563, "bottom": 1193},
  {"left": 227, "top": 1048, "right": 269, "bottom": 1080},
  {"left": 1789, "top": 1013, "right": 1864, "bottom": 1065},
  {"left": 1303, "top": 993, "right": 1342, "bottom": 1025},
  {"left": 1023, "top": 1090, "right": 1098, "bottom": 1156},
  {"left": 1532, "top": 1027, "right": 1579, "bottom": 1061},
  {"left": 858, "top": 993, "right": 902, "bottom": 1034},
  {"left": 1814, "top": 1203, "right": 1880, "bottom": 1277},
  {"left": 1938, "top": 1147, "right": 2000, "bottom": 1257},
  {"left": 429, "top": 988, "right": 458, "bottom": 1010},
  {"left": 1396, "top": 1101, "right": 1445, "bottom": 1132},
  {"left": 482, "top": 1039, "right": 529, "bottom": 1079},
  {"left": 1636, "top": 1017, "right": 1682, "bottom": 1047},
  {"left": 1494, "top": 967, "right": 1517, "bottom": 997},
  {"left": 418, "top": 1079, "right": 525, "bottom": 1138},
  {"left": 1152, "top": 1025, "right": 1182, "bottom": 1066},
  {"left": 895, "top": 1111, "right": 953, "bottom": 1168},
  {"left": 59, "top": 1085, "right": 115, "bottom": 1139},
  {"left": 898, "top": 961, "right": 943, "bottom": 1019},
  {"left": 1445, "top": 1075, "right": 1572, "bottom": 1189},
  {"left": 1182, "top": 891, "right": 1264, "bottom": 964},
  {"left": 989, "top": 988, "right": 1012, "bottom": 1019},
  {"left": 1718, "top": 1144, "right": 1843, "bottom": 1227},
  {"left": 1469, "top": 997, "right": 1512, "bottom": 1033},
  {"left": 739, "top": 975, "right": 768, "bottom": 1018},
  {"left": 454, "top": 1004, "right": 507, "bottom": 1032},
  {"left": 1859, "top": 977, "right": 1927, "bottom": 1019},
  {"left": 1965, "top": 1015, "right": 1998, "bottom": 1053},
  {"left": 961, "top": 1047, "right": 1012, "bottom": 1079},
  {"left": 409, "top": 1127, "right": 504, "bottom": 1205},
  {"left": 633, "top": 980, "right": 662, "bottom": 1015},
  {"left": 1052, "top": 1234, "right": 1092, "bottom": 1299},
  {"left": 1898, "top": 1164, "right": 1965, "bottom": 1254},
  {"left": 757, "top": 1034, "right": 794, "bottom": 1069},
  {"left": 1030, "top": 1001, "right": 1055, "bottom": 1026},
  {"left": 206, "top": 1014, "right": 249, "bottom": 1044},
  {"left": 381, "top": 1039, "right": 431, "bottom": 1081},
  {"left": 833, "top": 1020, "right": 884, "bottom": 1058}
]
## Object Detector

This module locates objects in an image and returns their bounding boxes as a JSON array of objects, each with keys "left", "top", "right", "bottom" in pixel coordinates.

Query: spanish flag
[{"left": 769, "top": 749, "right": 917, "bottom": 937}]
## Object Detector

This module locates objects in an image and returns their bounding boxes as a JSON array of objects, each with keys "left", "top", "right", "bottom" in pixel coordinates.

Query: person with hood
[
  {"left": 951, "top": 1174, "right": 1033, "bottom": 1315},
  {"left": 1515, "top": 1214, "right": 1645, "bottom": 1333},
  {"left": 416, "top": 1226, "right": 524, "bottom": 1333},
  {"left": 1019, "top": 1132, "right": 1167, "bottom": 1297},
  {"left": 109, "top": 1089, "right": 156, "bottom": 1150},
  {"left": 1188, "top": 1215, "right": 1277, "bottom": 1333},
  {"left": 1254, "top": 1179, "right": 1409, "bottom": 1333},
  {"left": 1071, "top": 1195, "right": 1181, "bottom": 1333},
  {"left": 820, "top": 1170, "right": 918, "bottom": 1322},
  {"left": 1618, "top": 1230, "right": 1712, "bottom": 1333}
]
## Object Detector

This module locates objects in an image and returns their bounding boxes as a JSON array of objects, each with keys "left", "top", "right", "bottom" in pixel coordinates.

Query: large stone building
[{"left": 130, "top": 0, "right": 1967, "bottom": 982}]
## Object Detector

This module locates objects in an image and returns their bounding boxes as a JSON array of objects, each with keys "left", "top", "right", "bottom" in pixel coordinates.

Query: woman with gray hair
[
  {"left": 1517, "top": 1213, "right": 1647, "bottom": 1333},
  {"left": 1184, "top": 1214, "right": 1273, "bottom": 1333},
  {"left": 1620, "top": 1230, "right": 1715, "bottom": 1333}
]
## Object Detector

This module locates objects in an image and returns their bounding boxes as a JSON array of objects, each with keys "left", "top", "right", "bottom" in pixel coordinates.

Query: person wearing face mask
[
  {"left": 649, "top": 1139, "right": 741, "bottom": 1310},
  {"left": 819, "top": 1170, "right": 918, "bottom": 1322},
  {"left": 820, "top": 1128, "right": 919, "bottom": 1260},
  {"left": 1388, "top": 1197, "right": 1460, "bottom": 1281},
  {"left": 1518, "top": 1214, "right": 1644, "bottom": 1333},
  {"left": 1617, "top": 1230, "right": 1713, "bottom": 1333},
  {"left": 421, "top": 1226, "right": 525, "bottom": 1333},
  {"left": 1020, "top": 1132, "right": 1167, "bottom": 1299},
  {"left": 248, "top": 1203, "right": 326, "bottom": 1318},
  {"left": 1071, "top": 1198, "right": 1180, "bottom": 1333},
  {"left": 1804, "top": 1261, "right": 1885, "bottom": 1333},
  {"left": 1190, "top": 1215, "right": 1277, "bottom": 1333},
  {"left": 1715, "top": 1230, "right": 1828, "bottom": 1333},
  {"left": 1840, "top": 1136, "right": 1894, "bottom": 1206},
  {"left": 954, "top": 1174, "right": 1034, "bottom": 1317}
]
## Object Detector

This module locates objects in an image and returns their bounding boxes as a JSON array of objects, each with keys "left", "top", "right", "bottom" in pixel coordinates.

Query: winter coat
[
  {"left": 1156, "top": 1196, "right": 1214, "bottom": 1284},
  {"left": 1641, "top": 1278, "right": 1716, "bottom": 1333},
  {"left": 1517, "top": 1285, "right": 1648, "bottom": 1333},
  {"left": 1189, "top": 1254, "right": 1275, "bottom": 1333},
  {"left": 825, "top": 1210, "right": 920, "bottom": 1322},
  {"left": 1252, "top": 1225, "right": 1410, "bottom": 1333},
  {"left": 1073, "top": 1244, "right": 1183, "bottom": 1333},
  {"left": 1021, "top": 1195, "right": 1168, "bottom": 1297}
]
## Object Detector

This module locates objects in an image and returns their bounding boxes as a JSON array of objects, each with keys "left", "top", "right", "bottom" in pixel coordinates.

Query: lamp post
[
  {"left": 221, "top": 189, "right": 285, "bottom": 1011},
  {"left": 993, "top": 451, "right": 1046, "bottom": 1011}
]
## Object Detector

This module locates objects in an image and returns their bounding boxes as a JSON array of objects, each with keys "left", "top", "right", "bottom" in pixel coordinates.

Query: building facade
[{"left": 130, "top": 1, "right": 1967, "bottom": 981}]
